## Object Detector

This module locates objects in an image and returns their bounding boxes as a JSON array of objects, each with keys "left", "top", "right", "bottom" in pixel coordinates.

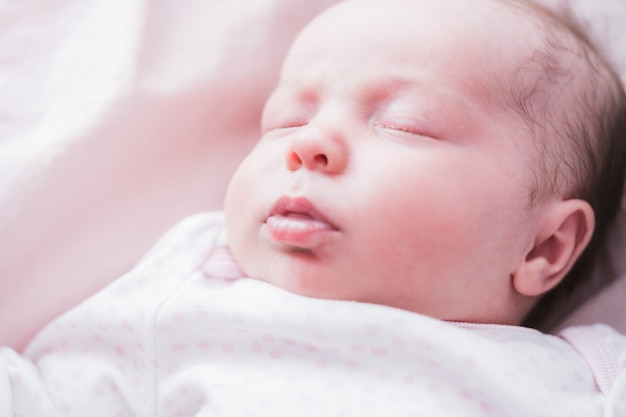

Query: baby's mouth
[
  {"left": 266, "top": 213, "right": 334, "bottom": 231},
  {"left": 265, "top": 196, "right": 339, "bottom": 248}
]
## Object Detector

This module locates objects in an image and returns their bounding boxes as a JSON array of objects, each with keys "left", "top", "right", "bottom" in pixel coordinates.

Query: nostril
[
  {"left": 286, "top": 151, "right": 303, "bottom": 170},
  {"left": 314, "top": 154, "right": 328, "bottom": 166}
]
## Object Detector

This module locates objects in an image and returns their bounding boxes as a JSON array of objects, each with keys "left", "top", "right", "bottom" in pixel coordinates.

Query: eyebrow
[
  {"left": 276, "top": 70, "right": 477, "bottom": 118},
  {"left": 365, "top": 73, "right": 478, "bottom": 113},
  {"left": 275, "top": 73, "right": 421, "bottom": 104}
]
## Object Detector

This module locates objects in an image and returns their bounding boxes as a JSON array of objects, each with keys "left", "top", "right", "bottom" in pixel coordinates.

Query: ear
[{"left": 512, "top": 199, "right": 595, "bottom": 297}]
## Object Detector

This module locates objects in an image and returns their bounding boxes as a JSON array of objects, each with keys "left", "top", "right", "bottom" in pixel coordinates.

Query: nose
[{"left": 285, "top": 127, "right": 348, "bottom": 175}]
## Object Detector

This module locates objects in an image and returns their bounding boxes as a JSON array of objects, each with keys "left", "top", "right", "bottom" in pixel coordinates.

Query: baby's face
[{"left": 225, "top": 0, "right": 545, "bottom": 324}]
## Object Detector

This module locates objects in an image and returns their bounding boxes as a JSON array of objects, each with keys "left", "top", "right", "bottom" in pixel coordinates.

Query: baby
[
  {"left": 1, "top": 0, "right": 626, "bottom": 416},
  {"left": 225, "top": 0, "right": 626, "bottom": 328}
]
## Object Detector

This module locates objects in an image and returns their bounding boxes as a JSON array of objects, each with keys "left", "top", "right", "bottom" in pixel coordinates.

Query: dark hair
[{"left": 494, "top": 1, "right": 626, "bottom": 329}]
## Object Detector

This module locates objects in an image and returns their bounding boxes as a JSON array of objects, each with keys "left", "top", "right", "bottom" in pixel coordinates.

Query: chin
[{"left": 259, "top": 273, "right": 343, "bottom": 300}]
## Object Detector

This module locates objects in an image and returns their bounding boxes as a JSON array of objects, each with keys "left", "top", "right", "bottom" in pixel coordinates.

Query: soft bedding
[
  {"left": 0, "top": 0, "right": 625, "bottom": 352},
  {"left": 2, "top": 212, "right": 625, "bottom": 416}
]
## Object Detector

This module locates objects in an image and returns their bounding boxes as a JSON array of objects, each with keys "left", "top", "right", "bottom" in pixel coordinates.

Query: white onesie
[{"left": 1, "top": 212, "right": 625, "bottom": 417}]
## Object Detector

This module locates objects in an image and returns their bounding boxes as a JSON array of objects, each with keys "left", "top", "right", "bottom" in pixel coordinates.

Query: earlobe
[{"left": 512, "top": 199, "right": 595, "bottom": 297}]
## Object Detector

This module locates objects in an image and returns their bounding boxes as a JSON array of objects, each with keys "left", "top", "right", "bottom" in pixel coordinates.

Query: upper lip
[{"left": 267, "top": 196, "right": 339, "bottom": 230}]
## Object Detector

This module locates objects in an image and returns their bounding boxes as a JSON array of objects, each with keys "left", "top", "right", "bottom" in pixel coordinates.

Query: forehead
[
  {"left": 279, "top": 0, "right": 557, "bottom": 157},
  {"left": 281, "top": 0, "right": 541, "bottom": 96},
  {"left": 289, "top": 0, "right": 514, "bottom": 56}
]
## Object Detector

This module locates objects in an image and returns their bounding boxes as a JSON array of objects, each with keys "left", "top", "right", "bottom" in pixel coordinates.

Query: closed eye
[
  {"left": 377, "top": 123, "right": 418, "bottom": 134},
  {"left": 262, "top": 116, "right": 310, "bottom": 134},
  {"left": 374, "top": 122, "right": 438, "bottom": 141},
  {"left": 261, "top": 87, "right": 317, "bottom": 134}
]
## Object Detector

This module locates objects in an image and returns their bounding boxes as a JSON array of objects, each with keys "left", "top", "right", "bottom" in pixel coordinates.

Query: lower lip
[{"left": 265, "top": 214, "right": 338, "bottom": 248}]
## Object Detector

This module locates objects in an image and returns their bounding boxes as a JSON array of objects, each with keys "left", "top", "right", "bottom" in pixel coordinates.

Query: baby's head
[{"left": 224, "top": 0, "right": 626, "bottom": 326}]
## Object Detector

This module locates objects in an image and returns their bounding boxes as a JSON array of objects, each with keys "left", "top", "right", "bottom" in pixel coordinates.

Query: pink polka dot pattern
[{"left": 1, "top": 212, "right": 623, "bottom": 417}]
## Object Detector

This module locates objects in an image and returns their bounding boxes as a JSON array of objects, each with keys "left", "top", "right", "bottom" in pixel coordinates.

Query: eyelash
[
  {"left": 374, "top": 122, "right": 433, "bottom": 139},
  {"left": 263, "top": 118, "right": 308, "bottom": 133},
  {"left": 376, "top": 123, "right": 416, "bottom": 133},
  {"left": 262, "top": 109, "right": 437, "bottom": 141}
]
